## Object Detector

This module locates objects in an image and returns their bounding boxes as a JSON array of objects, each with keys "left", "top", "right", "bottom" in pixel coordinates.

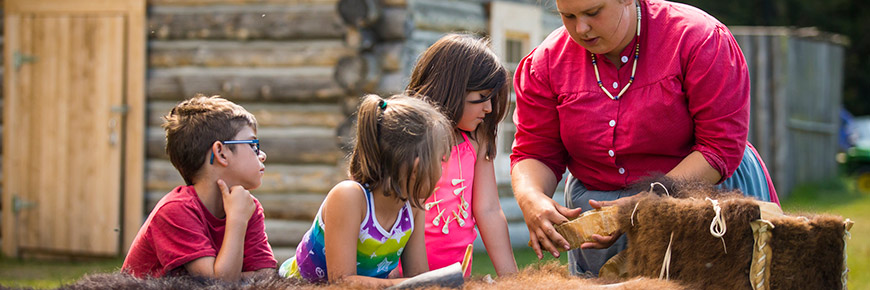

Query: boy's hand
[{"left": 218, "top": 179, "right": 255, "bottom": 222}]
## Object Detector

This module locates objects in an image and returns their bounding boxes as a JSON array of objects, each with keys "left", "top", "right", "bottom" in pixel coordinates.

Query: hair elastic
[{"left": 379, "top": 100, "right": 388, "bottom": 109}]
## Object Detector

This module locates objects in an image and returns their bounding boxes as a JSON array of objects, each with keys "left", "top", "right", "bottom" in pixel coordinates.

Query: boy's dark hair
[
  {"left": 406, "top": 33, "right": 510, "bottom": 160},
  {"left": 349, "top": 94, "right": 452, "bottom": 209},
  {"left": 162, "top": 94, "right": 257, "bottom": 185}
]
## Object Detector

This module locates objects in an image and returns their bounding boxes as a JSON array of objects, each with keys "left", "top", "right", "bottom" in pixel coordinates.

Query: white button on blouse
[
  {"left": 608, "top": 150, "right": 615, "bottom": 157},
  {"left": 612, "top": 82, "right": 618, "bottom": 89},
  {"left": 618, "top": 168, "right": 625, "bottom": 174},
  {"left": 609, "top": 120, "right": 616, "bottom": 127},
  {"left": 621, "top": 56, "right": 629, "bottom": 63}
]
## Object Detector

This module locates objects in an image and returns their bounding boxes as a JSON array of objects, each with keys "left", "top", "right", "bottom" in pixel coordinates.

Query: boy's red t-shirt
[{"left": 122, "top": 185, "right": 276, "bottom": 278}]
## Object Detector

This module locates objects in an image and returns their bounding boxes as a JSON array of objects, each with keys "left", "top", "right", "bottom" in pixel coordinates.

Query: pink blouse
[
  {"left": 424, "top": 132, "right": 477, "bottom": 276},
  {"left": 511, "top": 0, "right": 750, "bottom": 191}
]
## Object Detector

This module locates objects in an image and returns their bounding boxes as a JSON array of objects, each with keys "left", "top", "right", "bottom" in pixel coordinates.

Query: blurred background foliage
[{"left": 677, "top": 0, "right": 869, "bottom": 116}]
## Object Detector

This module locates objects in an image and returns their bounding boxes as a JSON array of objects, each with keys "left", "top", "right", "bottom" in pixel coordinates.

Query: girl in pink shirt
[{"left": 405, "top": 34, "right": 519, "bottom": 277}]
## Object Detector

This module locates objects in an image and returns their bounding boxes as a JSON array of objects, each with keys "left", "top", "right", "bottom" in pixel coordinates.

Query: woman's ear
[{"left": 210, "top": 141, "right": 229, "bottom": 166}]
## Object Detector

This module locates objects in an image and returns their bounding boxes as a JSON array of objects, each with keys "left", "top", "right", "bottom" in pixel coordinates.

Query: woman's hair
[
  {"left": 349, "top": 94, "right": 453, "bottom": 209},
  {"left": 406, "top": 33, "right": 510, "bottom": 160}
]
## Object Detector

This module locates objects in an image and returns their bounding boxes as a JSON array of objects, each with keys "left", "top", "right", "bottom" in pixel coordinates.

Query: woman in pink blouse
[{"left": 510, "top": 0, "right": 779, "bottom": 276}]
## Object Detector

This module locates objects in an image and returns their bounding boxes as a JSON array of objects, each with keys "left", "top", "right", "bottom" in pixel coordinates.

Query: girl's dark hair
[
  {"left": 406, "top": 33, "right": 510, "bottom": 160},
  {"left": 348, "top": 94, "right": 452, "bottom": 209}
]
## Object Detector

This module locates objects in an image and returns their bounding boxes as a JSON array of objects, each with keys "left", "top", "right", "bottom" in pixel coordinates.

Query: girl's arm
[
  {"left": 472, "top": 142, "right": 518, "bottom": 276},
  {"left": 323, "top": 181, "right": 409, "bottom": 287},
  {"left": 400, "top": 208, "right": 430, "bottom": 276}
]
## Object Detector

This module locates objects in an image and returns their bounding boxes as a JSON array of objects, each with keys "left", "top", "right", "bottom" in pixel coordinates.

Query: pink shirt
[
  {"left": 425, "top": 132, "right": 477, "bottom": 276},
  {"left": 122, "top": 185, "right": 276, "bottom": 278},
  {"left": 511, "top": 0, "right": 750, "bottom": 191}
]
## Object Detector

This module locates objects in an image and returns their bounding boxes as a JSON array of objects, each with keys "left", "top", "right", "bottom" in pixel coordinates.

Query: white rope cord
[
  {"left": 631, "top": 201, "right": 641, "bottom": 226},
  {"left": 706, "top": 197, "right": 728, "bottom": 254},
  {"left": 649, "top": 182, "right": 671, "bottom": 197},
  {"left": 842, "top": 219, "right": 853, "bottom": 290},
  {"left": 659, "top": 231, "right": 675, "bottom": 280}
]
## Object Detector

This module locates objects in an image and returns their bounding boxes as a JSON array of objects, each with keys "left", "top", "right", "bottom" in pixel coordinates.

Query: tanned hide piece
[{"left": 614, "top": 181, "right": 848, "bottom": 290}]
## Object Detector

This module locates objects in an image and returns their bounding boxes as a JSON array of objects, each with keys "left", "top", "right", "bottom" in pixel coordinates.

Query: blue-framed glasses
[{"left": 210, "top": 139, "right": 260, "bottom": 164}]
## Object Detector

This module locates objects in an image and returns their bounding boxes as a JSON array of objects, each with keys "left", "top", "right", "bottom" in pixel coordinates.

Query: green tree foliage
[{"left": 677, "top": 0, "right": 868, "bottom": 115}]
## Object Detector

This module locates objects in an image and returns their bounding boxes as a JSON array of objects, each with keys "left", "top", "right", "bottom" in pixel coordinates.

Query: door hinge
[
  {"left": 13, "top": 195, "right": 36, "bottom": 213},
  {"left": 14, "top": 51, "right": 38, "bottom": 71},
  {"left": 111, "top": 105, "right": 129, "bottom": 115}
]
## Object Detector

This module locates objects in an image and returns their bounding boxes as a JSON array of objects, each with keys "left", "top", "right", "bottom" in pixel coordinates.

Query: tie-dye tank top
[{"left": 278, "top": 181, "right": 414, "bottom": 282}]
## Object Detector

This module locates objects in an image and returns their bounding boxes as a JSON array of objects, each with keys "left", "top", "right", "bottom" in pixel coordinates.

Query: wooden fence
[{"left": 733, "top": 26, "right": 846, "bottom": 199}]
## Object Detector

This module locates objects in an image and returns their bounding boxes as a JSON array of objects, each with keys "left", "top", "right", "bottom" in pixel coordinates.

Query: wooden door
[{"left": 2, "top": 0, "right": 145, "bottom": 257}]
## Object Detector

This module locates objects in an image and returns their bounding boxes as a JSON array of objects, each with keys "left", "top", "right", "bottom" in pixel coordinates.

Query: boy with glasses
[{"left": 123, "top": 95, "right": 276, "bottom": 280}]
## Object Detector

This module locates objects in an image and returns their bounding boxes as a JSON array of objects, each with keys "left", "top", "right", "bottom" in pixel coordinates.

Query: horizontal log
[
  {"left": 148, "top": 4, "right": 344, "bottom": 40},
  {"left": 375, "top": 41, "right": 403, "bottom": 73},
  {"left": 149, "top": 40, "right": 356, "bottom": 68},
  {"left": 147, "top": 67, "right": 346, "bottom": 102},
  {"left": 373, "top": 6, "right": 407, "bottom": 41},
  {"left": 145, "top": 191, "right": 326, "bottom": 221},
  {"left": 257, "top": 192, "right": 325, "bottom": 220},
  {"left": 146, "top": 127, "right": 343, "bottom": 164},
  {"left": 344, "top": 27, "right": 377, "bottom": 51},
  {"left": 380, "top": 0, "right": 406, "bottom": 7},
  {"left": 377, "top": 71, "right": 405, "bottom": 96},
  {"left": 338, "top": 0, "right": 379, "bottom": 27},
  {"left": 146, "top": 159, "right": 345, "bottom": 193},
  {"left": 148, "top": 0, "right": 337, "bottom": 5},
  {"left": 148, "top": 101, "right": 344, "bottom": 127},
  {"left": 410, "top": 0, "right": 486, "bottom": 33},
  {"left": 265, "top": 219, "right": 311, "bottom": 247},
  {"left": 334, "top": 53, "right": 381, "bottom": 93}
]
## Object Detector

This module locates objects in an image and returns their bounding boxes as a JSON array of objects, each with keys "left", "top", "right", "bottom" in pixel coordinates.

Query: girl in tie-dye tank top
[{"left": 279, "top": 94, "right": 452, "bottom": 287}]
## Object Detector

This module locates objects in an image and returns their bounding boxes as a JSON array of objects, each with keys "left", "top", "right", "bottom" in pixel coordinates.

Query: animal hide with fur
[{"left": 615, "top": 182, "right": 848, "bottom": 290}]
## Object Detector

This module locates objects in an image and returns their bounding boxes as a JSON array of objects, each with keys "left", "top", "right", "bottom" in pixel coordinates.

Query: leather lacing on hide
[
  {"left": 749, "top": 220, "right": 774, "bottom": 290},
  {"left": 648, "top": 184, "right": 730, "bottom": 281},
  {"left": 842, "top": 219, "right": 854, "bottom": 290},
  {"left": 706, "top": 197, "right": 728, "bottom": 254}
]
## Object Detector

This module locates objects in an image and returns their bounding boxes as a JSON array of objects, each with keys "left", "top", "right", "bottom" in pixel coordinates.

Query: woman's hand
[
  {"left": 519, "top": 194, "right": 582, "bottom": 259},
  {"left": 512, "top": 159, "right": 581, "bottom": 259},
  {"left": 579, "top": 199, "right": 630, "bottom": 249}
]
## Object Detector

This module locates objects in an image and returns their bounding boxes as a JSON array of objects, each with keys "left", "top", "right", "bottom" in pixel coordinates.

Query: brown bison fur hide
[
  {"left": 616, "top": 180, "right": 847, "bottom": 290},
  {"left": 57, "top": 262, "right": 689, "bottom": 290}
]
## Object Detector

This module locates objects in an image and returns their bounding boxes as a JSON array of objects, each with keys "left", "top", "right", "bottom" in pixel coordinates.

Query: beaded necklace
[
  {"left": 424, "top": 133, "right": 471, "bottom": 235},
  {"left": 591, "top": 2, "right": 641, "bottom": 100}
]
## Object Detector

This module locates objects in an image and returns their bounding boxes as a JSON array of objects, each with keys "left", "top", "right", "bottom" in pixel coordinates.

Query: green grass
[
  {"left": 471, "top": 246, "right": 568, "bottom": 278},
  {"left": 1, "top": 178, "right": 868, "bottom": 288},
  {"left": 0, "top": 257, "right": 123, "bottom": 289}
]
